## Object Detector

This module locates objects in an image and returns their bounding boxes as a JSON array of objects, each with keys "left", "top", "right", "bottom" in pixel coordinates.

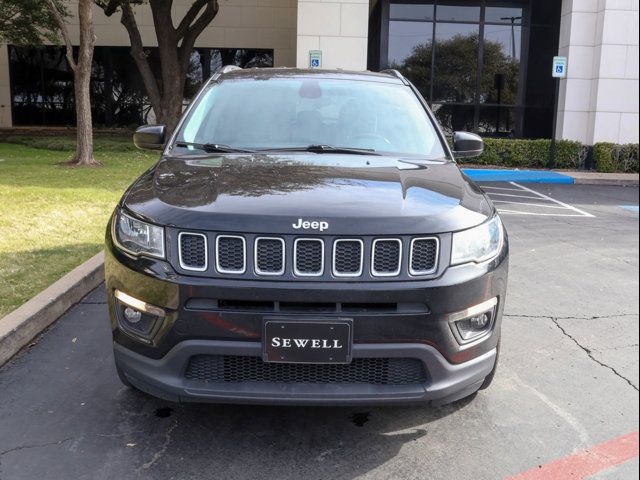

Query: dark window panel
[
  {"left": 432, "top": 22, "right": 479, "bottom": 103},
  {"left": 432, "top": 103, "right": 474, "bottom": 135},
  {"left": 478, "top": 106, "right": 517, "bottom": 136},
  {"left": 388, "top": 20, "right": 433, "bottom": 99},
  {"left": 480, "top": 24, "right": 521, "bottom": 105},
  {"left": 485, "top": 6, "right": 524, "bottom": 24},
  {"left": 435, "top": 3, "right": 480, "bottom": 22},
  {"left": 9, "top": 45, "right": 274, "bottom": 127},
  {"left": 390, "top": 2, "right": 434, "bottom": 21}
]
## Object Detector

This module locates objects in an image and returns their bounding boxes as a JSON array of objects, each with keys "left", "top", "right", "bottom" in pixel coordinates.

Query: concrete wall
[
  {"left": 296, "top": 0, "right": 368, "bottom": 69},
  {"left": 0, "top": 0, "right": 297, "bottom": 127},
  {"left": 558, "top": 0, "right": 639, "bottom": 144}
]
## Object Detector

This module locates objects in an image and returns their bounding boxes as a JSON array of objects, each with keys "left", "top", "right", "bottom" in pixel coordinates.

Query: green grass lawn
[{"left": 0, "top": 137, "right": 158, "bottom": 317}]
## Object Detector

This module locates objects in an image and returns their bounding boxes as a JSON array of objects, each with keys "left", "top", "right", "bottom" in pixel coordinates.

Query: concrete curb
[
  {"left": 565, "top": 172, "right": 639, "bottom": 186},
  {"left": 0, "top": 251, "right": 105, "bottom": 367}
]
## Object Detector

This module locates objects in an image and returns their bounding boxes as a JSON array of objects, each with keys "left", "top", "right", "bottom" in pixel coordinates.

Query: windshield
[{"left": 176, "top": 77, "right": 448, "bottom": 158}]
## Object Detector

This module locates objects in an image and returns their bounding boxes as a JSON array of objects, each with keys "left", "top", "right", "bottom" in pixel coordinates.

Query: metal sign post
[{"left": 549, "top": 56, "right": 567, "bottom": 169}]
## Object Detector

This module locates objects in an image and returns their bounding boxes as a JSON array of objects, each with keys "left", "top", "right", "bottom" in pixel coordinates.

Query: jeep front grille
[
  {"left": 255, "top": 237, "right": 285, "bottom": 275},
  {"left": 185, "top": 355, "right": 428, "bottom": 385},
  {"left": 294, "top": 238, "right": 324, "bottom": 276},
  {"left": 372, "top": 239, "right": 402, "bottom": 276},
  {"left": 175, "top": 232, "right": 440, "bottom": 280},
  {"left": 333, "top": 239, "right": 363, "bottom": 276},
  {"left": 409, "top": 238, "right": 439, "bottom": 275},
  {"left": 216, "top": 235, "right": 246, "bottom": 274},
  {"left": 178, "top": 232, "right": 207, "bottom": 271}
]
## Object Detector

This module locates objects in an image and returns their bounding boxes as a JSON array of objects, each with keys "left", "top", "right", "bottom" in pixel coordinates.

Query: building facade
[{"left": 0, "top": 0, "right": 638, "bottom": 144}]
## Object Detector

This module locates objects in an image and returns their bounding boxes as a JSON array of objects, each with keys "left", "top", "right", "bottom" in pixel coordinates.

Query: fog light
[
  {"left": 124, "top": 307, "right": 142, "bottom": 323},
  {"left": 114, "top": 290, "right": 166, "bottom": 342},
  {"left": 449, "top": 298, "right": 498, "bottom": 344}
]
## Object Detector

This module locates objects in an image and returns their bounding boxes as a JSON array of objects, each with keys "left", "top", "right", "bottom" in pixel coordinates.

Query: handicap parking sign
[
  {"left": 309, "top": 50, "right": 322, "bottom": 69},
  {"left": 552, "top": 56, "right": 567, "bottom": 78}
]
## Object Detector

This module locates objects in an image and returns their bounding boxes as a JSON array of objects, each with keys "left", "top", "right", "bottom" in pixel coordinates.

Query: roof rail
[
  {"left": 381, "top": 69, "right": 409, "bottom": 85},
  {"left": 219, "top": 65, "right": 242, "bottom": 74},
  {"left": 206, "top": 65, "right": 242, "bottom": 86}
]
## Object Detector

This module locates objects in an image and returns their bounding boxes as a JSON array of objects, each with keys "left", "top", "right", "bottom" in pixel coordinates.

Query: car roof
[{"left": 216, "top": 67, "right": 407, "bottom": 85}]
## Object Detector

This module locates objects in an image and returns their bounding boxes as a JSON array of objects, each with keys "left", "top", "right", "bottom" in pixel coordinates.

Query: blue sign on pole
[{"left": 552, "top": 56, "right": 567, "bottom": 78}]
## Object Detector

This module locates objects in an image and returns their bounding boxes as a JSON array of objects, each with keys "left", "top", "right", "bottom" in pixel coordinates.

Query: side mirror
[
  {"left": 453, "top": 131, "right": 484, "bottom": 159},
  {"left": 133, "top": 124, "right": 166, "bottom": 150}
]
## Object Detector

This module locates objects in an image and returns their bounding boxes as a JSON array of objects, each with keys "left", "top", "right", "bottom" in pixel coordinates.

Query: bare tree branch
[
  {"left": 119, "top": 3, "right": 162, "bottom": 113},
  {"left": 178, "top": 0, "right": 218, "bottom": 74},
  {"left": 45, "top": 0, "right": 76, "bottom": 71},
  {"left": 175, "top": 0, "right": 207, "bottom": 38}
]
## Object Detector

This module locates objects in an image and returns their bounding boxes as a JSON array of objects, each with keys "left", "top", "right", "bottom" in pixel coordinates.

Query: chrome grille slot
[
  {"left": 372, "top": 239, "right": 402, "bottom": 276},
  {"left": 178, "top": 232, "right": 207, "bottom": 271},
  {"left": 216, "top": 235, "right": 246, "bottom": 274},
  {"left": 255, "top": 237, "right": 285, "bottom": 275},
  {"left": 294, "top": 239, "right": 324, "bottom": 276},
  {"left": 333, "top": 239, "right": 363, "bottom": 277},
  {"left": 409, "top": 238, "right": 439, "bottom": 275}
]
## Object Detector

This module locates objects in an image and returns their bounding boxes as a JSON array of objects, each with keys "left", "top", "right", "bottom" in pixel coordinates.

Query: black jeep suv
[{"left": 105, "top": 67, "right": 508, "bottom": 406}]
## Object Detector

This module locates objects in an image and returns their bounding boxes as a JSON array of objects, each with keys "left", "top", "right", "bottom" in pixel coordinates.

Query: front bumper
[
  {"left": 105, "top": 230, "right": 508, "bottom": 405},
  {"left": 115, "top": 340, "right": 496, "bottom": 405}
]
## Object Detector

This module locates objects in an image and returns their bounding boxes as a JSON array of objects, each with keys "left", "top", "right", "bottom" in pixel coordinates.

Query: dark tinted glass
[
  {"left": 388, "top": 20, "right": 433, "bottom": 98},
  {"left": 480, "top": 24, "right": 521, "bottom": 104},
  {"left": 436, "top": 4, "right": 480, "bottom": 22},
  {"left": 478, "top": 106, "right": 517, "bottom": 136},
  {"left": 9, "top": 46, "right": 274, "bottom": 127},
  {"left": 390, "top": 3, "right": 434, "bottom": 20},
  {"left": 485, "top": 6, "right": 524, "bottom": 24},
  {"left": 433, "top": 22, "right": 479, "bottom": 103},
  {"left": 432, "top": 103, "right": 475, "bottom": 134}
]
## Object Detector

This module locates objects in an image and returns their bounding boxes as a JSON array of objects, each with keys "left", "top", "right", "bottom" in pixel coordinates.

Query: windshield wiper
[
  {"left": 175, "top": 141, "right": 256, "bottom": 153},
  {"left": 259, "top": 145, "right": 381, "bottom": 156}
]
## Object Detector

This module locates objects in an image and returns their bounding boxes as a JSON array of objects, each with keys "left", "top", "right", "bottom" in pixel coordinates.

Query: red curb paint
[{"left": 505, "top": 431, "right": 639, "bottom": 480}]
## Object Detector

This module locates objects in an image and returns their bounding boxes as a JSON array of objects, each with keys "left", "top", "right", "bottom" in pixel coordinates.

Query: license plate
[{"left": 263, "top": 319, "right": 353, "bottom": 364}]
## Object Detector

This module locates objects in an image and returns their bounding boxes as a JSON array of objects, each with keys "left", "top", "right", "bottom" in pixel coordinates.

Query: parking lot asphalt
[{"left": 0, "top": 184, "right": 638, "bottom": 480}]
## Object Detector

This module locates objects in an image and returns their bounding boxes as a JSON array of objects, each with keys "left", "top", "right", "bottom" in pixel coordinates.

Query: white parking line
[
  {"left": 492, "top": 200, "right": 571, "bottom": 209},
  {"left": 483, "top": 182, "right": 595, "bottom": 218},
  {"left": 511, "top": 182, "right": 595, "bottom": 217}
]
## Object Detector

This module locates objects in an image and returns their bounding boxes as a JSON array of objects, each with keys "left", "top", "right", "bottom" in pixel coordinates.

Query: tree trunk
[
  {"left": 48, "top": 0, "right": 98, "bottom": 166},
  {"left": 70, "top": 0, "right": 98, "bottom": 166}
]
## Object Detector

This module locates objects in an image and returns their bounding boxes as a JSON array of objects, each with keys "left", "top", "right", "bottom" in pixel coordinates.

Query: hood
[{"left": 121, "top": 153, "right": 493, "bottom": 235}]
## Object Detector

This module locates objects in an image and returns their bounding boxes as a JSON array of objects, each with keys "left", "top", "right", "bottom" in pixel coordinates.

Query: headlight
[
  {"left": 451, "top": 215, "right": 504, "bottom": 266},
  {"left": 113, "top": 211, "right": 165, "bottom": 259}
]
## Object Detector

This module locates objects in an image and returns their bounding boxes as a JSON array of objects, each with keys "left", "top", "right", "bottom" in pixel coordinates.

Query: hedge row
[
  {"left": 457, "top": 137, "right": 639, "bottom": 173},
  {"left": 460, "top": 138, "right": 585, "bottom": 169},
  {"left": 592, "top": 143, "right": 640, "bottom": 173}
]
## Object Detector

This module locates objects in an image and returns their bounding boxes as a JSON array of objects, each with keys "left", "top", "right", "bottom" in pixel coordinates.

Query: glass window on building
[
  {"left": 375, "top": 0, "right": 562, "bottom": 139},
  {"left": 8, "top": 46, "right": 273, "bottom": 127}
]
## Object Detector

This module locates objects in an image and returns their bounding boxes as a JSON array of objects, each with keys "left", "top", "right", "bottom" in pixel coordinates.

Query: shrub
[
  {"left": 593, "top": 142, "right": 639, "bottom": 173},
  {"left": 457, "top": 137, "right": 586, "bottom": 170}
]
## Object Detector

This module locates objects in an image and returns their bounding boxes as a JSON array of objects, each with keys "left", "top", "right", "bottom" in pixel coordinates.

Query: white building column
[
  {"left": 296, "top": 0, "right": 369, "bottom": 70},
  {"left": 558, "top": 0, "right": 639, "bottom": 144}
]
